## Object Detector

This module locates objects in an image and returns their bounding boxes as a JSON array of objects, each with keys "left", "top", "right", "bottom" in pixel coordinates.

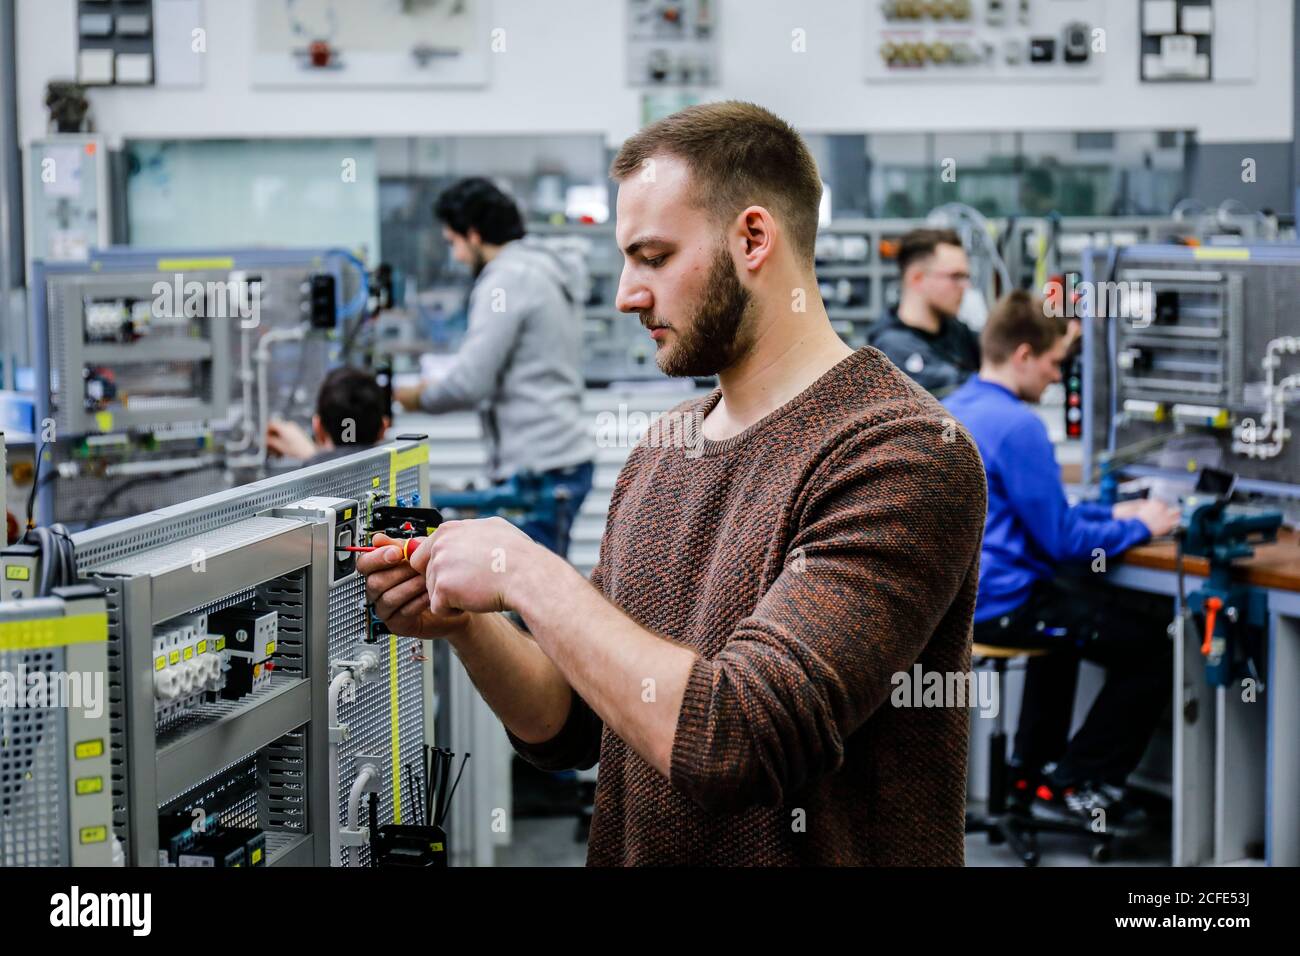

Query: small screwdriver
[{"left": 335, "top": 538, "right": 423, "bottom": 560}]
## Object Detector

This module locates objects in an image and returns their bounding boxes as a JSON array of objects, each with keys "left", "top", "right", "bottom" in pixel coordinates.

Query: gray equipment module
[
  {"left": 27, "top": 247, "right": 367, "bottom": 528},
  {"left": 1081, "top": 243, "right": 1300, "bottom": 499},
  {"left": 61, "top": 436, "right": 431, "bottom": 867},
  {"left": 0, "top": 586, "right": 115, "bottom": 866}
]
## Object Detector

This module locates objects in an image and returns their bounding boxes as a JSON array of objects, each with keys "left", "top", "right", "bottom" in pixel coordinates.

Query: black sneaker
[
  {"left": 1098, "top": 783, "right": 1150, "bottom": 833},
  {"left": 1030, "top": 781, "right": 1148, "bottom": 837}
]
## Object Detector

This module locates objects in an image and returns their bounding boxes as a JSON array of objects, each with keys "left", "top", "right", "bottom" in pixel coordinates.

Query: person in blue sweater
[{"left": 944, "top": 290, "right": 1179, "bottom": 834}]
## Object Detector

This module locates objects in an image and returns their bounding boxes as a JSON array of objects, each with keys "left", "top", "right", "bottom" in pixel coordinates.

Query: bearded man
[{"left": 361, "top": 101, "right": 987, "bottom": 866}]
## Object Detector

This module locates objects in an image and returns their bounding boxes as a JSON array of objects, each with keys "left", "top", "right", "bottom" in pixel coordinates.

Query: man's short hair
[
  {"left": 434, "top": 177, "right": 527, "bottom": 245},
  {"left": 608, "top": 101, "right": 823, "bottom": 266},
  {"left": 980, "top": 290, "right": 1066, "bottom": 365},
  {"left": 316, "top": 367, "right": 388, "bottom": 447},
  {"left": 896, "top": 228, "right": 964, "bottom": 278}
]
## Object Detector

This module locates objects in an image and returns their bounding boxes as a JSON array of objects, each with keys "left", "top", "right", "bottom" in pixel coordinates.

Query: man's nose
[{"left": 615, "top": 269, "right": 652, "bottom": 313}]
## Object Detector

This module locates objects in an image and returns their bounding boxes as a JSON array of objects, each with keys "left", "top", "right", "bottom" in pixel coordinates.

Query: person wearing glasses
[
  {"left": 943, "top": 290, "right": 1179, "bottom": 834},
  {"left": 866, "top": 227, "right": 980, "bottom": 398}
]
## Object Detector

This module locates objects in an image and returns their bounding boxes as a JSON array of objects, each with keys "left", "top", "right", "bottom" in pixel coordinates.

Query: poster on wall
[{"left": 251, "top": 0, "right": 491, "bottom": 88}]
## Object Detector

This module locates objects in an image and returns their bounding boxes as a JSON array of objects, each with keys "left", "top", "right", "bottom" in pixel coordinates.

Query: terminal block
[{"left": 153, "top": 611, "right": 226, "bottom": 724}]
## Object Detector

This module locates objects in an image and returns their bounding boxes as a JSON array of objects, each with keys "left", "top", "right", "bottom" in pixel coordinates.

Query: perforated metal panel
[
  {"left": 0, "top": 648, "right": 69, "bottom": 866},
  {"left": 91, "top": 517, "right": 300, "bottom": 578}
]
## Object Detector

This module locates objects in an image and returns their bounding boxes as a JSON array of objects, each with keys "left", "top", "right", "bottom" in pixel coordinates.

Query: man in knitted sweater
[{"left": 360, "top": 102, "right": 987, "bottom": 865}]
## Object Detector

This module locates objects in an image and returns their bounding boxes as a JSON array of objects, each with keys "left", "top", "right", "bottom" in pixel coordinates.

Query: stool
[{"left": 966, "top": 642, "right": 1052, "bottom": 866}]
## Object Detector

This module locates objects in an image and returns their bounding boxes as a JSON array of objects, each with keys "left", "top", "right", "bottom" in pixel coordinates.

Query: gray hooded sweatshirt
[{"left": 419, "top": 237, "right": 594, "bottom": 481}]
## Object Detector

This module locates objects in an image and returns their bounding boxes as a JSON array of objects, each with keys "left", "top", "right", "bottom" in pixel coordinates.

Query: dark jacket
[{"left": 865, "top": 308, "right": 980, "bottom": 398}]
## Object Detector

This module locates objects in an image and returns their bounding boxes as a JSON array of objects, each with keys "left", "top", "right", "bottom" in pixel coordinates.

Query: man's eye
[{"left": 644, "top": 255, "right": 667, "bottom": 268}]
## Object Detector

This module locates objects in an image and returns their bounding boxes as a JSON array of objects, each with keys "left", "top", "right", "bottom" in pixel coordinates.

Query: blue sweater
[{"left": 943, "top": 377, "right": 1150, "bottom": 622}]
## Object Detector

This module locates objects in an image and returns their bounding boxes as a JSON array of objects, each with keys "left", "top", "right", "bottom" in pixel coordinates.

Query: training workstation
[{"left": 0, "top": 0, "right": 1297, "bottom": 911}]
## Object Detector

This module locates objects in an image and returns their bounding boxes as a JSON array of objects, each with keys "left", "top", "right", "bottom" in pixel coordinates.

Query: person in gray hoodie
[{"left": 395, "top": 177, "right": 595, "bottom": 556}]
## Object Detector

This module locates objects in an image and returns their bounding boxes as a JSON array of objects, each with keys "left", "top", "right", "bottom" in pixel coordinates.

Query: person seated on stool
[
  {"left": 944, "top": 290, "right": 1179, "bottom": 835},
  {"left": 266, "top": 366, "right": 390, "bottom": 467}
]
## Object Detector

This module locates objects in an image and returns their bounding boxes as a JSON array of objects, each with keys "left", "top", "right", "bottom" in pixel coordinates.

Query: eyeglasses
[{"left": 926, "top": 270, "right": 972, "bottom": 283}]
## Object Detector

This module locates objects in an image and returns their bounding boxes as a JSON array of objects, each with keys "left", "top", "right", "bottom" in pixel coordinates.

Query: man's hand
[
  {"left": 266, "top": 418, "right": 318, "bottom": 460},
  {"left": 1114, "top": 498, "right": 1180, "bottom": 538},
  {"left": 358, "top": 532, "right": 469, "bottom": 640},
  {"left": 410, "top": 517, "right": 548, "bottom": 617},
  {"left": 395, "top": 385, "right": 423, "bottom": 412}
]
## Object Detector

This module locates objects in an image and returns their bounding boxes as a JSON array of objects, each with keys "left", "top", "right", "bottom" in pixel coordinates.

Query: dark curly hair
[{"left": 434, "top": 177, "right": 526, "bottom": 245}]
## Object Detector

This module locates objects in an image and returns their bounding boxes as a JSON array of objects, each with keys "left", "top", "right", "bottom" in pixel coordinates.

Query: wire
[
  {"left": 331, "top": 249, "right": 370, "bottom": 324},
  {"left": 26, "top": 438, "right": 51, "bottom": 530},
  {"left": 438, "top": 752, "right": 471, "bottom": 826},
  {"left": 87, "top": 463, "right": 222, "bottom": 529},
  {"left": 22, "top": 523, "right": 76, "bottom": 597}
]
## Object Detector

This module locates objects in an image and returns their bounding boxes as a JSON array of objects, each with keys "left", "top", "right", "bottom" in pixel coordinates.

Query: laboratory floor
[{"left": 494, "top": 811, "right": 1174, "bottom": 868}]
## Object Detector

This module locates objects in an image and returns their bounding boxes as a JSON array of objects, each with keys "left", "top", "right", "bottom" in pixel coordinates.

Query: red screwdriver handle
[{"left": 1201, "top": 596, "right": 1223, "bottom": 657}]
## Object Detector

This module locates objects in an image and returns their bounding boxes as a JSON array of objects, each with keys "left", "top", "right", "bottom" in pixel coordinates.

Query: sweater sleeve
[
  {"left": 419, "top": 266, "right": 530, "bottom": 413},
  {"left": 998, "top": 418, "right": 1150, "bottom": 563},
  {"left": 668, "top": 413, "right": 987, "bottom": 812}
]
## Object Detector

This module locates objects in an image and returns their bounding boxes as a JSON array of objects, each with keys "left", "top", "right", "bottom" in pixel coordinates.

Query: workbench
[{"left": 1111, "top": 527, "right": 1300, "bottom": 866}]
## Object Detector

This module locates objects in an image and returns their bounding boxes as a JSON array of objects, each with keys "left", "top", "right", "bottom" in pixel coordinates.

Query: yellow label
[
  {"left": 343, "top": 508, "right": 353, "bottom": 520},
  {"left": 1193, "top": 248, "right": 1250, "bottom": 261},
  {"left": 198, "top": 640, "right": 207, "bottom": 654},
  {"left": 5, "top": 565, "right": 29, "bottom": 581},
  {"left": 155, "top": 656, "right": 166, "bottom": 672},
  {"left": 169, "top": 651, "right": 180, "bottom": 666},
  {"left": 75, "top": 776, "right": 104, "bottom": 796},
  {"left": 253, "top": 664, "right": 262, "bottom": 678},
  {"left": 183, "top": 646, "right": 194, "bottom": 661},
  {"left": 372, "top": 477, "right": 381, "bottom": 488},
  {"left": 94, "top": 411, "right": 114, "bottom": 432},
  {"left": 251, "top": 847, "right": 263, "bottom": 865},
  {"left": 157, "top": 257, "right": 235, "bottom": 272},
  {"left": 74, "top": 739, "right": 104, "bottom": 760},
  {"left": 0, "top": 613, "right": 107, "bottom": 652},
  {"left": 215, "top": 637, "right": 226, "bottom": 651},
  {"left": 430, "top": 842, "right": 444, "bottom": 852},
  {"left": 265, "top": 642, "right": 276, "bottom": 657},
  {"left": 79, "top": 826, "right": 108, "bottom": 845}
]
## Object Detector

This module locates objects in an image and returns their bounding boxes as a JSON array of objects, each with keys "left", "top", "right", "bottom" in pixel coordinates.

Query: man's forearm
[
  {"left": 446, "top": 611, "right": 574, "bottom": 745},
  {"left": 511, "top": 556, "right": 696, "bottom": 777}
]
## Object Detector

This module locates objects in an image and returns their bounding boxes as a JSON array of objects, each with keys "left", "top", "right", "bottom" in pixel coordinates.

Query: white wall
[{"left": 16, "top": 0, "right": 1294, "bottom": 147}]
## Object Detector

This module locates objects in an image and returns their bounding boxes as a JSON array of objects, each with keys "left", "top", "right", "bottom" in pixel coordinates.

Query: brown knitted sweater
[{"left": 510, "top": 347, "right": 987, "bottom": 865}]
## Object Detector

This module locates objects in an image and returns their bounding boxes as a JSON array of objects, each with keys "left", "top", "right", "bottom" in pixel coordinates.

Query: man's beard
[{"left": 647, "top": 245, "right": 753, "bottom": 377}]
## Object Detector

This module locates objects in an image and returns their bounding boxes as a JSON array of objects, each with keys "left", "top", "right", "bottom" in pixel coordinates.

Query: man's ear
[
  {"left": 1013, "top": 342, "right": 1036, "bottom": 365},
  {"left": 311, "top": 415, "right": 329, "bottom": 447},
  {"left": 379, "top": 416, "right": 391, "bottom": 441}
]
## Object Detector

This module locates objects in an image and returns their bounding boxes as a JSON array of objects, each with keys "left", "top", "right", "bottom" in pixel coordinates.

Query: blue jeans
[{"left": 516, "top": 461, "right": 594, "bottom": 558}]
